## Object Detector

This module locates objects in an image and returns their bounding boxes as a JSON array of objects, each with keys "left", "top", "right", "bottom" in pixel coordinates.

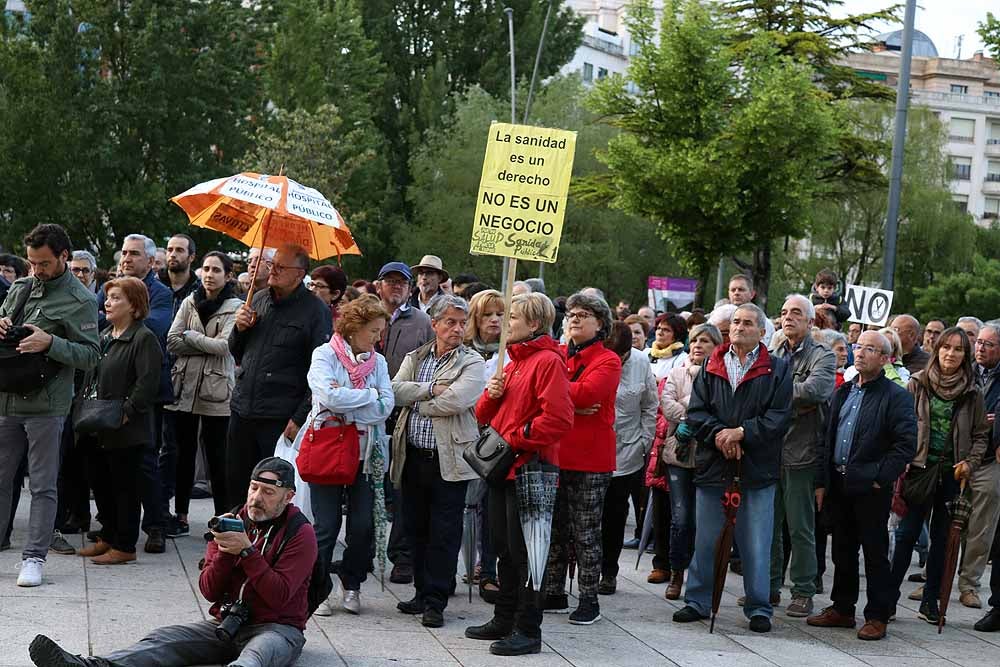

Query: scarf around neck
[
  {"left": 471, "top": 336, "right": 500, "bottom": 360},
  {"left": 194, "top": 283, "right": 235, "bottom": 327},
  {"left": 330, "top": 334, "right": 377, "bottom": 389},
  {"left": 650, "top": 340, "right": 685, "bottom": 360},
  {"left": 926, "top": 363, "right": 972, "bottom": 402}
]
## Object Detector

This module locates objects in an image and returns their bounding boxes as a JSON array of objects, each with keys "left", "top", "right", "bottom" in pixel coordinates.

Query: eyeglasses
[
  {"left": 381, "top": 278, "right": 409, "bottom": 287},
  {"left": 70, "top": 267, "right": 93, "bottom": 274},
  {"left": 852, "top": 343, "right": 883, "bottom": 355},
  {"left": 565, "top": 311, "right": 596, "bottom": 322},
  {"left": 310, "top": 282, "right": 329, "bottom": 291},
  {"left": 975, "top": 339, "right": 998, "bottom": 349},
  {"left": 270, "top": 263, "right": 305, "bottom": 275}
]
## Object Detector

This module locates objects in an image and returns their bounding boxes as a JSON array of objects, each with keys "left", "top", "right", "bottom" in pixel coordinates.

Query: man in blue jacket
[
  {"left": 672, "top": 303, "right": 793, "bottom": 633},
  {"left": 807, "top": 331, "right": 916, "bottom": 641},
  {"left": 98, "top": 234, "right": 172, "bottom": 552}
]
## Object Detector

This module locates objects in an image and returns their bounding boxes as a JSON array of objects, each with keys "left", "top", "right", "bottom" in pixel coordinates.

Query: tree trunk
[
  {"left": 752, "top": 242, "right": 772, "bottom": 312},
  {"left": 694, "top": 260, "right": 713, "bottom": 309}
]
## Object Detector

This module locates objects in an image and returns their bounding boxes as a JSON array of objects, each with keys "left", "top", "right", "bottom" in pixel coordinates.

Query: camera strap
[{"left": 235, "top": 523, "right": 274, "bottom": 602}]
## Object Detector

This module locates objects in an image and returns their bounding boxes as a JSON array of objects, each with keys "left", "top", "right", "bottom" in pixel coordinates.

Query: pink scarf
[{"left": 329, "top": 334, "right": 376, "bottom": 389}]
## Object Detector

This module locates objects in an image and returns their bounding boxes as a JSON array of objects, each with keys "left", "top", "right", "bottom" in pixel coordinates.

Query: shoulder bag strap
[{"left": 9, "top": 280, "right": 34, "bottom": 325}]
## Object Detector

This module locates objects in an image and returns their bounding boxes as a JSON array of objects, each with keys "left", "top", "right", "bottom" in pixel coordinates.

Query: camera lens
[{"left": 207, "top": 517, "right": 220, "bottom": 531}]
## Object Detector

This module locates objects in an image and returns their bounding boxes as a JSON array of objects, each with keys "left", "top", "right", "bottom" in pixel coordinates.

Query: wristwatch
[{"left": 238, "top": 545, "right": 256, "bottom": 559}]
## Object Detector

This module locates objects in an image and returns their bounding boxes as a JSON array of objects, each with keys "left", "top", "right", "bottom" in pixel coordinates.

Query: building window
[
  {"left": 951, "top": 84, "right": 969, "bottom": 95},
  {"left": 986, "top": 91, "right": 1000, "bottom": 101},
  {"left": 949, "top": 117, "right": 975, "bottom": 142},
  {"left": 954, "top": 195, "right": 969, "bottom": 213},
  {"left": 989, "top": 122, "right": 1000, "bottom": 145},
  {"left": 986, "top": 197, "right": 1000, "bottom": 219},
  {"left": 952, "top": 156, "right": 972, "bottom": 180},
  {"left": 988, "top": 161, "right": 1000, "bottom": 182},
  {"left": 597, "top": 67, "right": 608, "bottom": 80},
  {"left": 582, "top": 63, "right": 593, "bottom": 83}
]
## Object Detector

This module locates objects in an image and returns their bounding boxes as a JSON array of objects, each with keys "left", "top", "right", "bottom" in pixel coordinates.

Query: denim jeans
[
  {"left": 890, "top": 469, "right": 959, "bottom": 610},
  {"left": 685, "top": 483, "right": 777, "bottom": 619},
  {"left": 667, "top": 465, "right": 696, "bottom": 572},
  {"left": 310, "top": 461, "right": 375, "bottom": 591}
]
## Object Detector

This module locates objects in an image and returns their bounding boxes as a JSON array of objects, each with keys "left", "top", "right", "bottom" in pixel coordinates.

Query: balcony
[
  {"left": 953, "top": 164, "right": 972, "bottom": 180},
  {"left": 914, "top": 90, "right": 1000, "bottom": 108},
  {"left": 582, "top": 34, "right": 623, "bottom": 57},
  {"left": 987, "top": 139, "right": 1000, "bottom": 156},
  {"left": 983, "top": 178, "right": 1000, "bottom": 195}
]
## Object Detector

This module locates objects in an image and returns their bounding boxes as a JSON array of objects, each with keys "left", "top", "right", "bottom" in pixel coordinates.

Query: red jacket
[
  {"left": 645, "top": 376, "right": 670, "bottom": 491},
  {"left": 199, "top": 504, "right": 317, "bottom": 631},
  {"left": 558, "top": 341, "right": 623, "bottom": 473},
  {"left": 476, "top": 335, "right": 573, "bottom": 478}
]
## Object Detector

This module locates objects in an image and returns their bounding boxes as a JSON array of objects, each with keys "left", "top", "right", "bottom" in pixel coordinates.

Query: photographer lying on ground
[{"left": 29, "top": 457, "right": 318, "bottom": 667}]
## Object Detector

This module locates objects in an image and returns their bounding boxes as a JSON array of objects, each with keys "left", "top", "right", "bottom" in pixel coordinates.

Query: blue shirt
[{"left": 834, "top": 382, "right": 865, "bottom": 465}]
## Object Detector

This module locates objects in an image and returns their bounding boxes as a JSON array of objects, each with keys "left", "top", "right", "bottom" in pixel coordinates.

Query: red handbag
[{"left": 296, "top": 413, "right": 360, "bottom": 486}]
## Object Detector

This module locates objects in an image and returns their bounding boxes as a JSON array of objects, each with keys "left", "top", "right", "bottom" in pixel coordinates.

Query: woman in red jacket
[
  {"left": 464, "top": 293, "right": 573, "bottom": 657},
  {"left": 542, "top": 292, "right": 622, "bottom": 625}
]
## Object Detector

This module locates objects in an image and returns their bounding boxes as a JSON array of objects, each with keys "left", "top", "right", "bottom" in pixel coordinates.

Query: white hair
[
  {"left": 708, "top": 303, "right": 737, "bottom": 327},
  {"left": 734, "top": 303, "right": 767, "bottom": 329},
  {"left": 512, "top": 280, "right": 532, "bottom": 293},
  {"left": 123, "top": 234, "right": 156, "bottom": 259},
  {"left": 71, "top": 250, "right": 96, "bottom": 271},
  {"left": 783, "top": 293, "right": 815, "bottom": 320}
]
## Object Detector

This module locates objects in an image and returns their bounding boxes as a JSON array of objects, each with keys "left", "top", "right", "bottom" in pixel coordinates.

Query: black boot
[
  {"left": 975, "top": 608, "right": 1000, "bottom": 632},
  {"left": 465, "top": 618, "right": 513, "bottom": 641},
  {"left": 29, "top": 635, "right": 111, "bottom": 666},
  {"left": 397, "top": 595, "right": 425, "bottom": 615},
  {"left": 490, "top": 631, "right": 541, "bottom": 656}
]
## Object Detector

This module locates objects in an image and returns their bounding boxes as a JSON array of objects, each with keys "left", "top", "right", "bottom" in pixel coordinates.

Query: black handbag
[
  {"left": 901, "top": 461, "right": 941, "bottom": 507},
  {"left": 0, "top": 284, "right": 62, "bottom": 394},
  {"left": 72, "top": 362, "right": 123, "bottom": 435},
  {"left": 463, "top": 426, "right": 516, "bottom": 486}
]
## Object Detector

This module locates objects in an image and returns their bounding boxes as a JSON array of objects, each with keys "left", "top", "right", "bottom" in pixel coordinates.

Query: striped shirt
[
  {"left": 723, "top": 344, "right": 760, "bottom": 392},
  {"left": 406, "top": 347, "right": 457, "bottom": 450}
]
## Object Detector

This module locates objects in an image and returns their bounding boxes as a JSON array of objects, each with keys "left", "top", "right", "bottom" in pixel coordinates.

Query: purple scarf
[{"left": 329, "top": 333, "right": 376, "bottom": 389}]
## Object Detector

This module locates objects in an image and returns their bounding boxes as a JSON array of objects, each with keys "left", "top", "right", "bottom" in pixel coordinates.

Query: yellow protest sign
[{"left": 470, "top": 122, "right": 577, "bottom": 263}]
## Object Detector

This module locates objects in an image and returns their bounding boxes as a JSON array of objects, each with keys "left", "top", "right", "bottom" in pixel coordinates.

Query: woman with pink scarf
[{"left": 307, "top": 296, "right": 395, "bottom": 617}]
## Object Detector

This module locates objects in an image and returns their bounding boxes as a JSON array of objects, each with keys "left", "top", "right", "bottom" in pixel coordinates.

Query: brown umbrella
[
  {"left": 938, "top": 479, "right": 972, "bottom": 633},
  {"left": 710, "top": 463, "right": 742, "bottom": 633}
]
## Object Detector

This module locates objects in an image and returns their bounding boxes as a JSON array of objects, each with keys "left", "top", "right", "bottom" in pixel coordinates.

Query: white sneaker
[
  {"left": 342, "top": 589, "right": 361, "bottom": 614},
  {"left": 314, "top": 598, "right": 335, "bottom": 616},
  {"left": 17, "top": 557, "right": 44, "bottom": 587}
]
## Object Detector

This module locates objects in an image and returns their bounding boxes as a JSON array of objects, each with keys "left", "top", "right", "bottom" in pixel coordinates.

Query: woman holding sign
[{"left": 464, "top": 293, "right": 573, "bottom": 656}]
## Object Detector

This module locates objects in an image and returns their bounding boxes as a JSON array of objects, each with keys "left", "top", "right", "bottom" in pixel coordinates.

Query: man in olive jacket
[
  {"left": 0, "top": 225, "right": 99, "bottom": 587},
  {"left": 768, "top": 295, "right": 836, "bottom": 618}
]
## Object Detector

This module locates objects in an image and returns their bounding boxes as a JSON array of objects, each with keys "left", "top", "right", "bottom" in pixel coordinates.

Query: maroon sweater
[{"left": 199, "top": 504, "right": 317, "bottom": 631}]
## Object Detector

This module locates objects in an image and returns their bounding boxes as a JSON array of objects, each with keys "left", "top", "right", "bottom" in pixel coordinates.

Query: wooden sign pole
[{"left": 493, "top": 258, "right": 518, "bottom": 380}]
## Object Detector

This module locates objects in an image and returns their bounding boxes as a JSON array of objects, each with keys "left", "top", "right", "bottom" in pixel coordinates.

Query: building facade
[{"left": 560, "top": 1, "right": 663, "bottom": 86}]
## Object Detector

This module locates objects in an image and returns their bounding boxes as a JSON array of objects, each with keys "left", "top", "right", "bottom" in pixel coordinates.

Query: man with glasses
[
  {"left": 226, "top": 244, "right": 332, "bottom": 507},
  {"left": 962, "top": 325, "right": 1000, "bottom": 613},
  {"left": 69, "top": 251, "right": 98, "bottom": 294},
  {"left": 246, "top": 247, "right": 276, "bottom": 294},
  {"left": 807, "top": 331, "right": 915, "bottom": 641},
  {"left": 923, "top": 319, "right": 947, "bottom": 352},
  {"left": 375, "top": 261, "right": 433, "bottom": 585}
]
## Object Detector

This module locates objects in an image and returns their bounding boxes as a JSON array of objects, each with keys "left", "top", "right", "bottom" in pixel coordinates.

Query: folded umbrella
[
  {"left": 461, "top": 505, "right": 478, "bottom": 603},
  {"left": 939, "top": 479, "right": 972, "bottom": 633},
  {"left": 516, "top": 459, "right": 560, "bottom": 592},
  {"left": 710, "top": 463, "right": 741, "bottom": 634},
  {"left": 635, "top": 487, "right": 656, "bottom": 570}
]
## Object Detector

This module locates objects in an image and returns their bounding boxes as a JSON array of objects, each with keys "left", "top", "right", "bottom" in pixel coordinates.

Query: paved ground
[{"left": 3, "top": 491, "right": 1000, "bottom": 666}]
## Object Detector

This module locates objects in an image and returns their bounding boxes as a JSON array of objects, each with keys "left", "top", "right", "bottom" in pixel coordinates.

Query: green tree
[
  {"left": 406, "top": 78, "right": 680, "bottom": 304},
  {"left": 914, "top": 256, "right": 1000, "bottom": 324},
  {"left": 0, "top": 0, "right": 273, "bottom": 262},
  {"left": 580, "top": 0, "right": 836, "bottom": 307}
]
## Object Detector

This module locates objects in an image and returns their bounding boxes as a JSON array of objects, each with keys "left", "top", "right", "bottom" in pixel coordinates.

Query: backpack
[{"left": 270, "top": 509, "right": 333, "bottom": 618}]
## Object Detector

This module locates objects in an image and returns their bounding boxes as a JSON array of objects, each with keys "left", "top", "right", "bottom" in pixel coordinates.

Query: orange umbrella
[{"left": 170, "top": 172, "right": 361, "bottom": 303}]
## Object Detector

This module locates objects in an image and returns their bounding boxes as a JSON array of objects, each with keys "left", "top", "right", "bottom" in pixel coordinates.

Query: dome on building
[{"left": 875, "top": 29, "right": 939, "bottom": 57}]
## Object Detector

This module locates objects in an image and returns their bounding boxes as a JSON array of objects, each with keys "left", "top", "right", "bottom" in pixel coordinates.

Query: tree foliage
[
  {"left": 405, "top": 77, "right": 679, "bottom": 304},
  {"left": 914, "top": 256, "right": 1000, "bottom": 324},
  {"left": 579, "top": 0, "right": 836, "bottom": 306}
]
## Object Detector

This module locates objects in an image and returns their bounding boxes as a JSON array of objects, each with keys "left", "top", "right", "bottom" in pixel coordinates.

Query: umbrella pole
[
  {"left": 470, "top": 514, "right": 476, "bottom": 603},
  {"left": 244, "top": 210, "right": 273, "bottom": 308}
]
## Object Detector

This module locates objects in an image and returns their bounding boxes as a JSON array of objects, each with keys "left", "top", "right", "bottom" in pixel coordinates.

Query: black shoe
[
  {"left": 465, "top": 618, "right": 513, "bottom": 641},
  {"left": 397, "top": 596, "right": 425, "bottom": 615},
  {"left": 59, "top": 515, "right": 91, "bottom": 535},
  {"left": 165, "top": 517, "right": 189, "bottom": 539},
  {"left": 479, "top": 577, "right": 500, "bottom": 604},
  {"left": 673, "top": 606, "right": 705, "bottom": 623},
  {"left": 908, "top": 572, "right": 926, "bottom": 583},
  {"left": 189, "top": 485, "right": 212, "bottom": 500},
  {"left": 975, "top": 608, "right": 1000, "bottom": 632},
  {"left": 422, "top": 608, "right": 444, "bottom": 628},
  {"left": 86, "top": 530, "right": 101, "bottom": 544},
  {"left": 542, "top": 593, "right": 569, "bottom": 614},
  {"left": 730, "top": 560, "right": 743, "bottom": 576},
  {"left": 749, "top": 615, "right": 772, "bottom": 633},
  {"left": 490, "top": 631, "right": 541, "bottom": 656},
  {"left": 29, "top": 634, "right": 104, "bottom": 666},
  {"left": 622, "top": 537, "right": 640, "bottom": 550},
  {"left": 598, "top": 577, "right": 617, "bottom": 595},
  {"left": 569, "top": 598, "right": 602, "bottom": 625},
  {"left": 918, "top": 601, "right": 940, "bottom": 625},
  {"left": 390, "top": 563, "right": 413, "bottom": 584},
  {"left": 144, "top": 528, "right": 166, "bottom": 554}
]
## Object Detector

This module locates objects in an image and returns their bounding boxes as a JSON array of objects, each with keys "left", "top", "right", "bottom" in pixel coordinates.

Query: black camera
[
  {"left": 216, "top": 599, "right": 251, "bottom": 641},
  {"left": 1, "top": 325, "right": 31, "bottom": 344}
]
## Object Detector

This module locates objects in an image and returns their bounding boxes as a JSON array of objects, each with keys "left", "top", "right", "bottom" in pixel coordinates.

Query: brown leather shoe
[
  {"left": 806, "top": 606, "right": 856, "bottom": 628},
  {"left": 77, "top": 540, "right": 110, "bottom": 558},
  {"left": 647, "top": 568, "right": 670, "bottom": 584},
  {"left": 665, "top": 570, "right": 684, "bottom": 600},
  {"left": 857, "top": 619, "right": 887, "bottom": 641},
  {"left": 91, "top": 549, "right": 137, "bottom": 565}
]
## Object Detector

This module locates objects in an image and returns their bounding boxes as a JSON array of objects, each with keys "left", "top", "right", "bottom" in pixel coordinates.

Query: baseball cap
[
  {"left": 251, "top": 457, "right": 296, "bottom": 489},
  {"left": 377, "top": 261, "right": 412, "bottom": 281}
]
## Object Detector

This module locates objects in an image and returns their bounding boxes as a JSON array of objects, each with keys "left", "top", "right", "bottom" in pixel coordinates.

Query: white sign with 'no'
[{"left": 845, "top": 284, "right": 894, "bottom": 327}]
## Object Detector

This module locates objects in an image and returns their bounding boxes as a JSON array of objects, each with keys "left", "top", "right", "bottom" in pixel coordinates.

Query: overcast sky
[{"left": 838, "top": 1, "right": 994, "bottom": 58}]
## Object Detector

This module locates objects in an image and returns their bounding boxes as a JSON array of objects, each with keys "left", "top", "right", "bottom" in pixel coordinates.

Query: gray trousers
[
  {"left": 960, "top": 461, "right": 1000, "bottom": 593},
  {"left": 105, "top": 620, "right": 304, "bottom": 667},
  {"left": 0, "top": 415, "right": 64, "bottom": 560}
]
